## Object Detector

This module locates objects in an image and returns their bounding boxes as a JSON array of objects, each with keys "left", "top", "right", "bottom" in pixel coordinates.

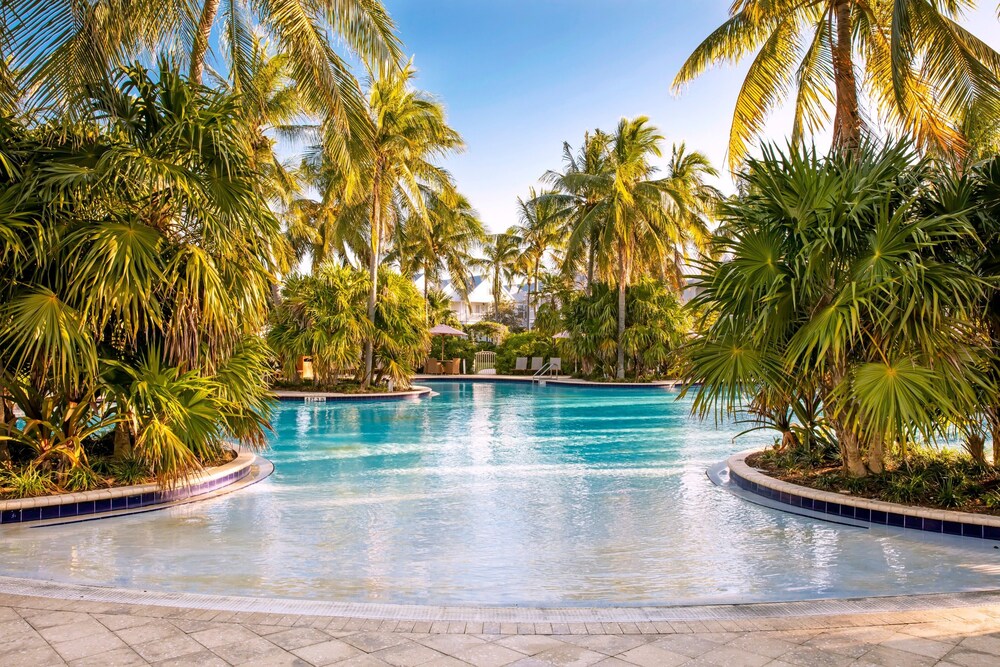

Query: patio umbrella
[{"left": 429, "top": 323, "right": 467, "bottom": 359}]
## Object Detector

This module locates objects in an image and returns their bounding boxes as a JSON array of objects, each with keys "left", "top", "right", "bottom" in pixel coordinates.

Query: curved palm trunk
[
  {"left": 190, "top": 0, "right": 221, "bottom": 85},
  {"left": 832, "top": 0, "right": 862, "bottom": 152},
  {"left": 616, "top": 252, "right": 626, "bottom": 380}
]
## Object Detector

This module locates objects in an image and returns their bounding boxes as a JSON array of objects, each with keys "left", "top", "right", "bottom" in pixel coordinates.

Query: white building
[{"left": 415, "top": 274, "right": 531, "bottom": 327}]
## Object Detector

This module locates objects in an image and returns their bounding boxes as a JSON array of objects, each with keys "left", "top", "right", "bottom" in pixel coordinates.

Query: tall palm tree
[
  {"left": 391, "top": 189, "right": 485, "bottom": 317},
  {"left": 480, "top": 229, "right": 524, "bottom": 317},
  {"left": 673, "top": 0, "right": 1000, "bottom": 170},
  {"left": 516, "top": 188, "right": 565, "bottom": 329},
  {"left": 8, "top": 0, "right": 399, "bottom": 152},
  {"left": 655, "top": 144, "right": 723, "bottom": 289},
  {"left": 350, "top": 62, "right": 463, "bottom": 385},
  {"left": 565, "top": 117, "right": 707, "bottom": 379},
  {"left": 543, "top": 130, "right": 613, "bottom": 292}
]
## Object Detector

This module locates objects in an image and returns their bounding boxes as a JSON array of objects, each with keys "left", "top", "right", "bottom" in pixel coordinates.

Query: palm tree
[
  {"left": 565, "top": 117, "right": 709, "bottom": 379},
  {"left": 543, "top": 130, "right": 613, "bottom": 292},
  {"left": 655, "top": 144, "right": 723, "bottom": 289},
  {"left": 516, "top": 188, "right": 565, "bottom": 329},
  {"left": 0, "top": 63, "right": 281, "bottom": 480},
  {"left": 391, "top": 189, "right": 485, "bottom": 318},
  {"left": 480, "top": 229, "right": 524, "bottom": 317},
  {"left": 673, "top": 0, "right": 1000, "bottom": 170},
  {"left": 686, "top": 143, "right": 990, "bottom": 477},
  {"left": 351, "top": 63, "right": 463, "bottom": 385},
  {"left": 8, "top": 0, "right": 400, "bottom": 148}
]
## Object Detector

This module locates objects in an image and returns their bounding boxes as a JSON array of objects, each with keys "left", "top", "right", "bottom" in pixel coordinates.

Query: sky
[{"left": 381, "top": 0, "right": 1000, "bottom": 232}]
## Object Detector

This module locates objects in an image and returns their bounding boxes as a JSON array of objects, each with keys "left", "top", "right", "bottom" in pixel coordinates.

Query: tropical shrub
[
  {"left": 495, "top": 332, "right": 556, "bottom": 374},
  {"left": 0, "top": 63, "right": 280, "bottom": 483},
  {"left": 563, "top": 279, "right": 689, "bottom": 379},
  {"left": 686, "top": 143, "right": 994, "bottom": 477},
  {"left": 268, "top": 264, "right": 428, "bottom": 388},
  {"left": 466, "top": 321, "right": 509, "bottom": 344}
]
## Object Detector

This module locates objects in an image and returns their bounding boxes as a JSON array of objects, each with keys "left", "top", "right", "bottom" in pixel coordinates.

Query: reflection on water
[{"left": 2, "top": 381, "right": 999, "bottom": 606}]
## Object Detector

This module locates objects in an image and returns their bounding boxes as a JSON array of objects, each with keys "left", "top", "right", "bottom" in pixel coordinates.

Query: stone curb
[{"left": 728, "top": 449, "right": 1000, "bottom": 538}]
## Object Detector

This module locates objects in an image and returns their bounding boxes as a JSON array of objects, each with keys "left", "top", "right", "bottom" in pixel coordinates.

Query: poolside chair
[
  {"left": 424, "top": 358, "right": 442, "bottom": 375},
  {"left": 442, "top": 358, "right": 461, "bottom": 375},
  {"left": 529, "top": 357, "right": 544, "bottom": 374},
  {"left": 548, "top": 357, "right": 562, "bottom": 376},
  {"left": 514, "top": 357, "right": 528, "bottom": 374}
]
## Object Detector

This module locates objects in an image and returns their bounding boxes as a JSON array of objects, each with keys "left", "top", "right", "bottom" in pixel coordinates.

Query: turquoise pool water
[{"left": 1, "top": 380, "right": 999, "bottom": 606}]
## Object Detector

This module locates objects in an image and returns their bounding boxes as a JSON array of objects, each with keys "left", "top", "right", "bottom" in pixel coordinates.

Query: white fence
[{"left": 473, "top": 351, "right": 496, "bottom": 374}]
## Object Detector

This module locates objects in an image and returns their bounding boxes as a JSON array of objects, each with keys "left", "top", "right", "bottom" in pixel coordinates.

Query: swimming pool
[{"left": 1, "top": 380, "right": 998, "bottom": 606}]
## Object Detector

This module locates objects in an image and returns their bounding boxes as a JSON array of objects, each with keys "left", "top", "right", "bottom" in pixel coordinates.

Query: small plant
[
  {"left": 63, "top": 466, "right": 105, "bottom": 492},
  {"left": 0, "top": 465, "right": 57, "bottom": 499},
  {"left": 109, "top": 457, "right": 152, "bottom": 486},
  {"left": 983, "top": 491, "right": 1000, "bottom": 510},
  {"left": 935, "top": 475, "right": 968, "bottom": 509}
]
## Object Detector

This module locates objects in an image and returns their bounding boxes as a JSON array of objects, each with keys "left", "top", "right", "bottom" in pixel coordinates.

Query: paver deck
[{"left": 2, "top": 590, "right": 999, "bottom": 666}]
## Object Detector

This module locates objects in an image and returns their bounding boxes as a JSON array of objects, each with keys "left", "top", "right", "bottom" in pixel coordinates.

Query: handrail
[{"left": 533, "top": 362, "right": 552, "bottom": 379}]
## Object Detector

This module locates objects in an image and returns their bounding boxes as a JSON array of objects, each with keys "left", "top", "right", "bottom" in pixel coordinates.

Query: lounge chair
[
  {"left": 548, "top": 357, "right": 561, "bottom": 376},
  {"left": 514, "top": 357, "right": 528, "bottom": 374},
  {"left": 529, "top": 357, "right": 544, "bottom": 374}
]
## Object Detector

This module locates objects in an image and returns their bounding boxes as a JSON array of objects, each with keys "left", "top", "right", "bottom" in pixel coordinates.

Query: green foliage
[
  {"left": 269, "top": 264, "right": 428, "bottom": 388},
  {"left": 0, "top": 64, "right": 280, "bottom": 482},
  {"left": 0, "top": 464, "right": 57, "bottom": 499},
  {"left": 466, "top": 321, "right": 509, "bottom": 344},
  {"left": 495, "top": 332, "right": 556, "bottom": 374},
  {"left": 107, "top": 457, "right": 153, "bottom": 487},
  {"left": 758, "top": 446, "right": 1000, "bottom": 513},
  {"left": 673, "top": 0, "right": 1000, "bottom": 169},
  {"left": 563, "top": 279, "right": 689, "bottom": 379},
  {"left": 64, "top": 466, "right": 105, "bottom": 493},
  {"left": 686, "top": 142, "right": 996, "bottom": 477}
]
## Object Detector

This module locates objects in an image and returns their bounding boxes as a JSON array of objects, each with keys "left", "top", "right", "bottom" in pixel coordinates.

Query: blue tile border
[
  {"left": 728, "top": 453, "right": 1000, "bottom": 542},
  {"left": 0, "top": 452, "right": 255, "bottom": 526}
]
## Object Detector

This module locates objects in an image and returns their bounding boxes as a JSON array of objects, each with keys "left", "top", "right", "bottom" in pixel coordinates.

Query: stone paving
[{"left": 3, "top": 593, "right": 1000, "bottom": 666}]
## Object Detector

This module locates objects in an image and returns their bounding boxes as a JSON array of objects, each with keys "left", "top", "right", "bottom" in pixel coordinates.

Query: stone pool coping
[
  {"left": 2, "top": 575, "right": 1000, "bottom": 623},
  {"left": 0, "top": 451, "right": 257, "bottom": 525},
  {"left": 728, "top": 449, "right": 1000, "bottom": 541},
  {"left": 274, "top": 386, "right": 433, "bottom": 401}
]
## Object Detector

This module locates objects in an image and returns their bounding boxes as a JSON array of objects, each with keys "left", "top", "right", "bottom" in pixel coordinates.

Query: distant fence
[{"left": 473, "top": 351, "right": 496, "bottom": 374}]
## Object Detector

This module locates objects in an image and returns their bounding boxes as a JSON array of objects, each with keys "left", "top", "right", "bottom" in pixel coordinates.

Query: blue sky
[{"left": 383, "top": 0, "right": 1000, "bottom": 232}]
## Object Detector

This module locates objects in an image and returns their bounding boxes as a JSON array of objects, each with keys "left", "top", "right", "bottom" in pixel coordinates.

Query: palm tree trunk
[
  {"left": 423, "top": 264, "right": 430, "bottom": 324},
  {"left": 831, "top": 0, "right": 861, "bottom": 152},
  {"left": 363, "top": 179, "right": 381, "bottom": 388},
  {"left": 190, "top": 0, "right": 221, "bottom": 85},
  {"left": 616, "top": 254, "right": 626, "bottom": 380},
  {"left": 586, "top": 236, "right": 596, "bottom": 295}
]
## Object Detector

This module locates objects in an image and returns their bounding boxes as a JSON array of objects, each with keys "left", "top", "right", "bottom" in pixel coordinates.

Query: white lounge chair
[
  {"left": 548, "top": 357, "right": 561, "bottom": 376},
  {"left": 514, "top": 357, "right": 528, "bottom": 374},
  {"left": 530, "top": 357, "right": 544, "bottom": 374}
]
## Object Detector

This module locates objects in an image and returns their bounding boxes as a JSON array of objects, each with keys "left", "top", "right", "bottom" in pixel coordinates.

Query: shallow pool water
[{"left": 2, "top": 381, "right": 999, "bottom": 606}]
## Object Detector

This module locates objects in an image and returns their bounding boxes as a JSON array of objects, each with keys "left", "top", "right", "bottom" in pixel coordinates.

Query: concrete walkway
[{"left": 2, "top": 592, "right": 1000, "bottom": 667}]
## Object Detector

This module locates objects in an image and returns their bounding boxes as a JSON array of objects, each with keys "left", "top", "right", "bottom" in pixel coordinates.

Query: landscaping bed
[
  {"left": 273, "top": 381, "right": 396, "bottom": 394},
  {"left": 748, "top": 446, "right": 1000, "bottom": 517},
  {"left": 0, "top": 449, "right": 238, "bottom": 501}
]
